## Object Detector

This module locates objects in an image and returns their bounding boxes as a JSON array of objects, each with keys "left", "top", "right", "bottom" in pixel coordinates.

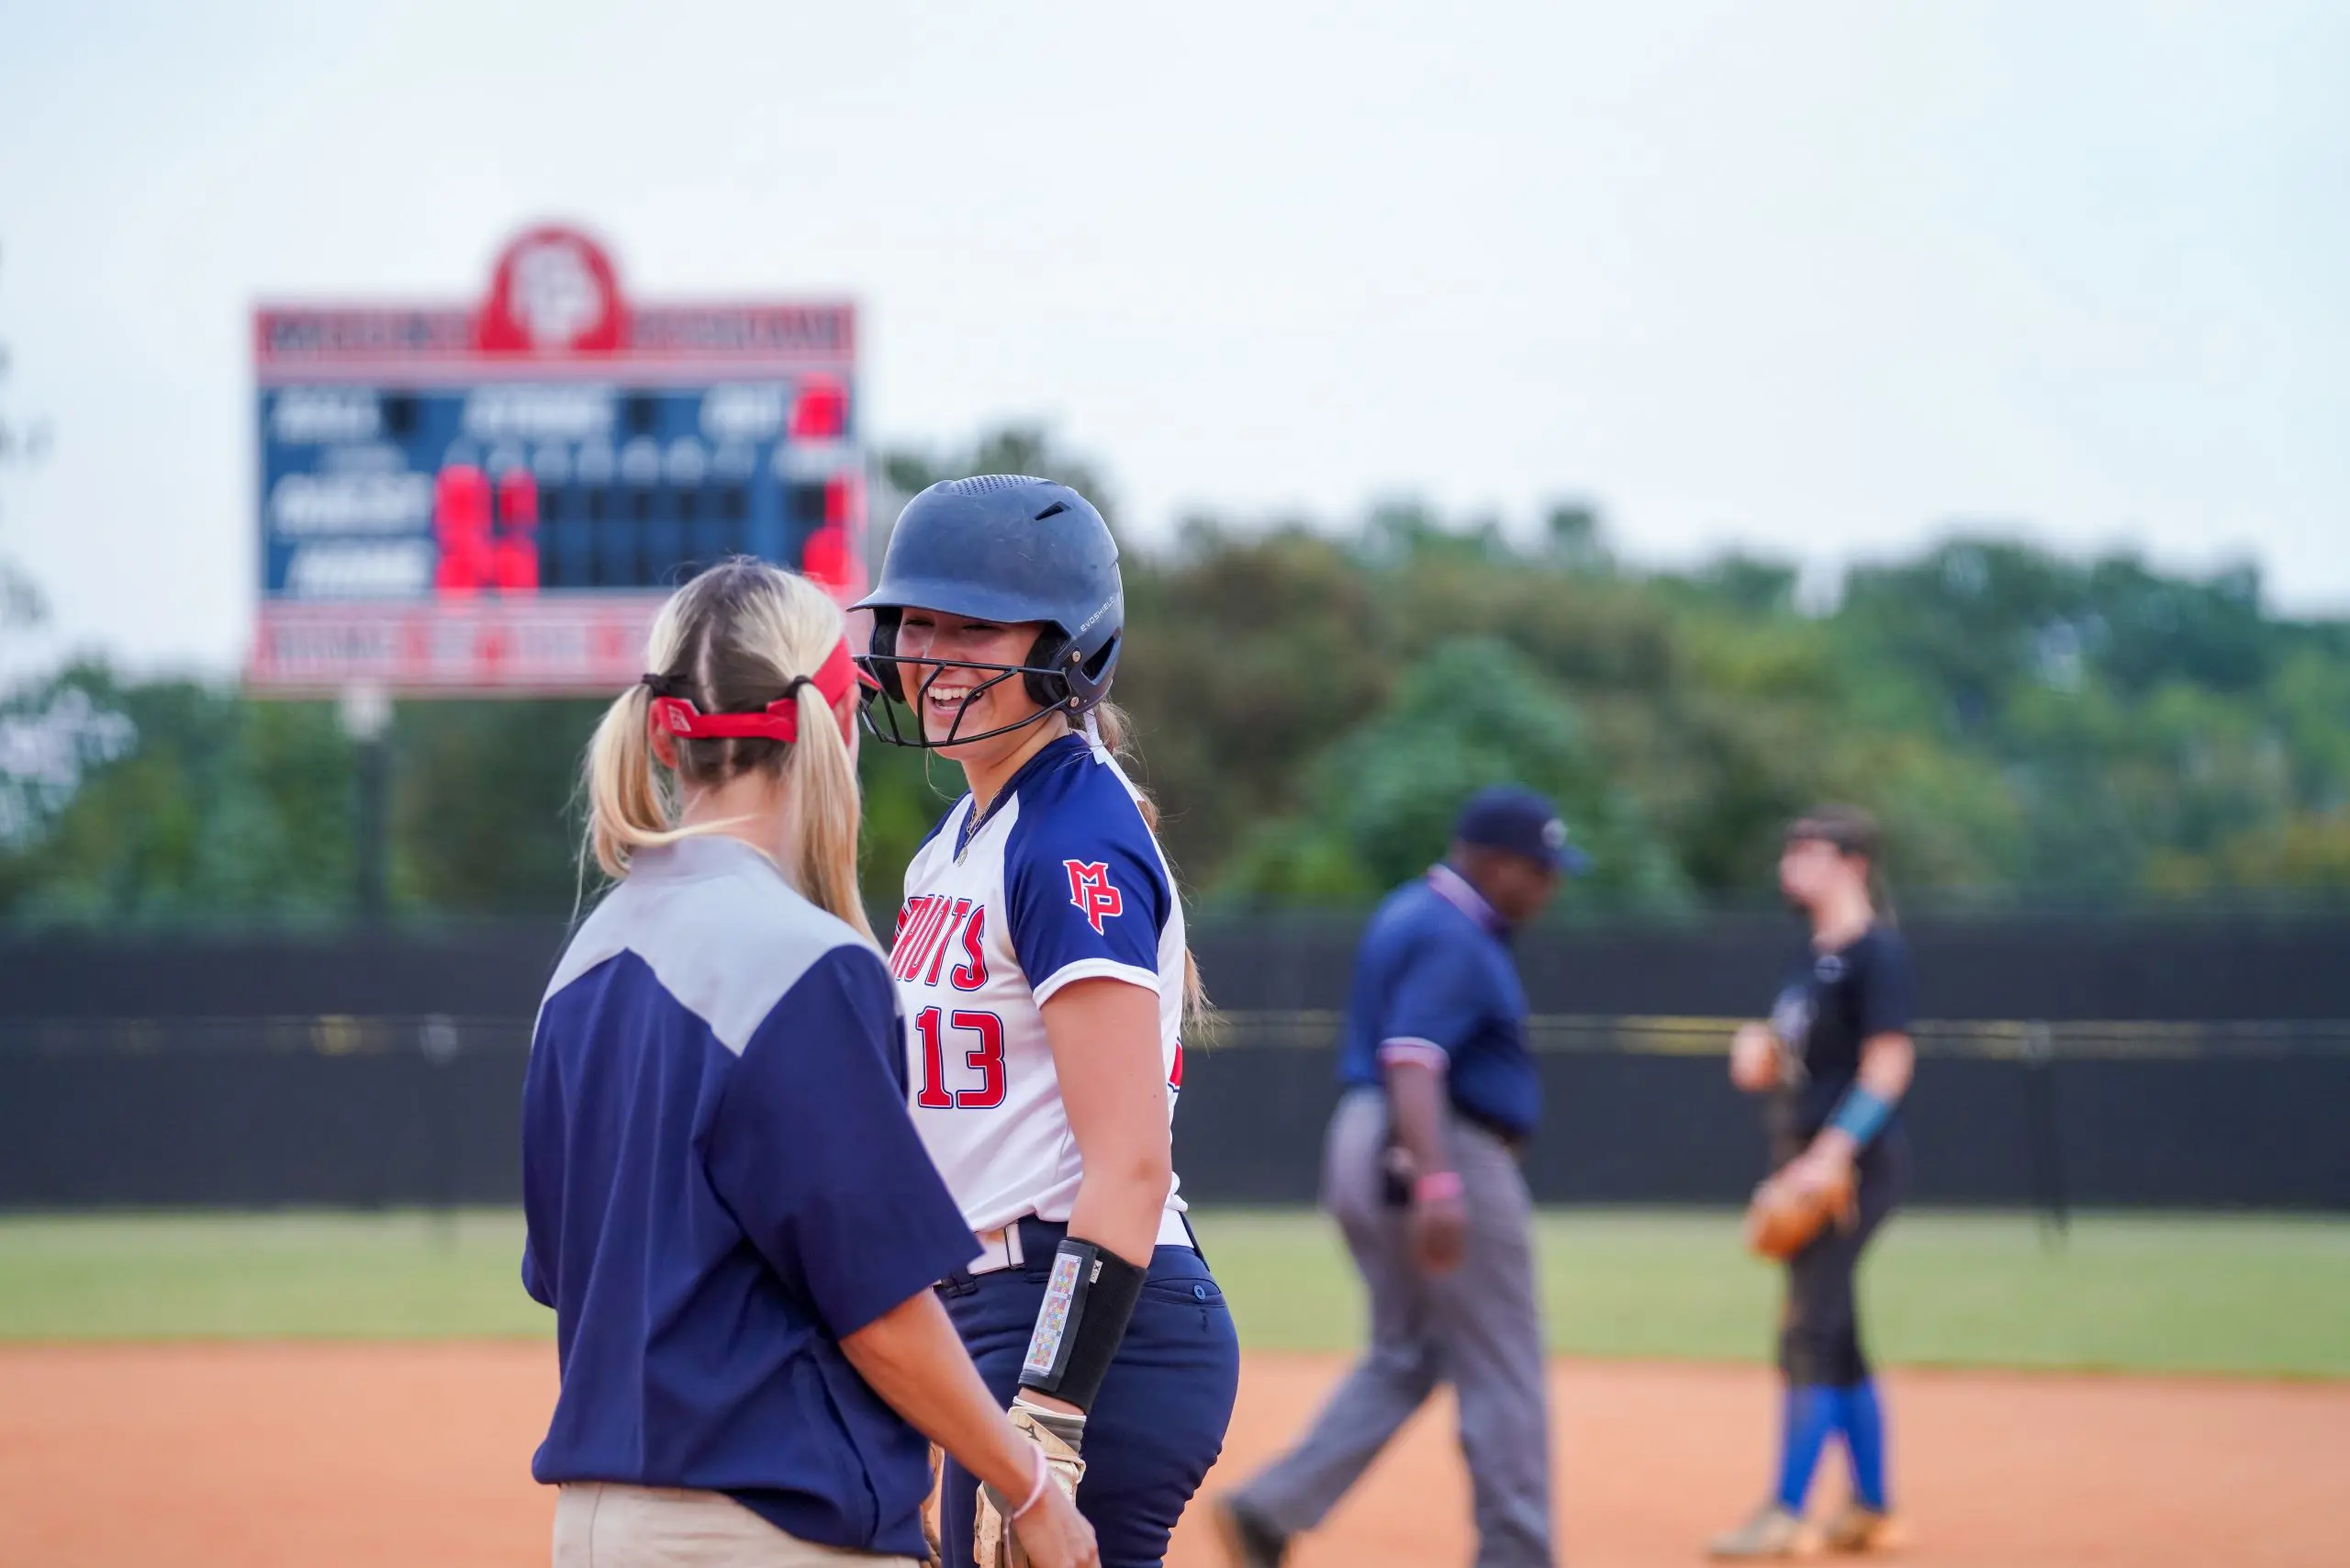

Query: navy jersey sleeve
[
  {"left": 702, "top": 945, "right": 977, "bottom": 1338},
  {"left": 518, "top": 1009, "right": 561, "bottom": 1308},
  {"left": 1374, "top": 927, "right": 1493, "bottom": 1072},
  {"left": 1006, "top": 785, "right": 1172, "bottom": 1004},
  {"left": 1855, "top": 930, "right": 1915, "bottom": 1040},
  {"left": 520, "top": 1246, "right": 553, "bottom": 1307}
]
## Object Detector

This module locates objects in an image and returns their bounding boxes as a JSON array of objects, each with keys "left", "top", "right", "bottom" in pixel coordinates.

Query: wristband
[
  {"left": 1827, "top": 1086, "right": 1896, "bottom": 1146},
  {"left": 1414, "top": 1170, "right": 1464, "bottom": 1204},
  {"left": 1009, "top": 1441, "right": 1049, "bottom": 1521},
  {"left": 1017, "top": 1237, "right": 1147, "bottom": 1414}
]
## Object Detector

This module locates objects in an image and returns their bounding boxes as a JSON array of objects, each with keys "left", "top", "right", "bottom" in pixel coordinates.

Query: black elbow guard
[{"left": 1016, "top": 1236, "right": 1147, "bottom": 1414}]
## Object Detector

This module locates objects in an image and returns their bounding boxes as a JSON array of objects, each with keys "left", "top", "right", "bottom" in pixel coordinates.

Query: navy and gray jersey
[
  {"left": 1768, "top": 923, "right": 1915, "bottom": 1137},
  {"left": 520, "top": 834, "right": 978, "bottom": 1560}
]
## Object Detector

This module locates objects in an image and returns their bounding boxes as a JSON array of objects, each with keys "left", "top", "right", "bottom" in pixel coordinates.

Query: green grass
[
  {"left": 1208, "top": 1209, "right": 2350, "bottom": 1377},
  {"left": 0, "top": 1209, "right": 2343, "bottom": 1376},
  {"left": 0, "top": 1211, "right": 551, "bottom": 1338}
]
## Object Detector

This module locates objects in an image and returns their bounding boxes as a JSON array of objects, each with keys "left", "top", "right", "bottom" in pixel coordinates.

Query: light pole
[{"left": 339, "top": 682, "right": 393, "bottom": 922}]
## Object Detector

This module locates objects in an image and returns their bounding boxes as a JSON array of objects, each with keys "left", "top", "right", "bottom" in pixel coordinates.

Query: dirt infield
[{"left": 1, "top": 1346, "right": 2343, "bottom": 1567}]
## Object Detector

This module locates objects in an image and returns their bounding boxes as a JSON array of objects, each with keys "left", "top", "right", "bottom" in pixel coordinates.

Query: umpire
[{"left": 1215, "top": 785, "right": 1583, "bottom": 1568}]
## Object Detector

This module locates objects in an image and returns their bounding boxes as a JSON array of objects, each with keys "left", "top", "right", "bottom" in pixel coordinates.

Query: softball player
[
  {"left": 1215, "top": 786, "right": 1583, "bottom": 1568},
  {"left": 521, "top": 560, "right": 1094, "bottom": 1568},
  {"left": 1709, "top": 807, "right": 1915, "bottom": 1558},
  {"left": 854, "top": 476, "right": 1241, "bottom": 1568}
]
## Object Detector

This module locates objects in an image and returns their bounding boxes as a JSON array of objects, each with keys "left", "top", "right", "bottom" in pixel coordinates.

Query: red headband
[{"left": 644, "top": 639, "right": 877, "bottom": 744}]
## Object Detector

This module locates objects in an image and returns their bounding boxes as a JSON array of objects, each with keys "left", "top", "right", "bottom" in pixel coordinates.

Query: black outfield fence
[
  {"left": 3, "top": 917, "right": 2347, "bottom": 1210},
  {"left": 1181, "top": 1014, "right": 2350, "bottom": 1210},
  {"left": 10, "top": 912, "right": 2346, "bottom": 1023}
]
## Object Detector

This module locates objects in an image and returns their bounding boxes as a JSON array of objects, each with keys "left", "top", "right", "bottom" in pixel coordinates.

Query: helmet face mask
[
  {"left": 857, "top": 624, "right": 1093, "bottom": 751},
  {"left": 852, "top": 475, "right": 1125, "bottom": 750}
]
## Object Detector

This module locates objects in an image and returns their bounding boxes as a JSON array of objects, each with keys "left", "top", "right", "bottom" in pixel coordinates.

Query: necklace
[
  {"left": 954, "top": 790, "right": 1002, "bottom": 861},
  {"left": 953, "top": 730, "right": 1083, "bottom": 861}
]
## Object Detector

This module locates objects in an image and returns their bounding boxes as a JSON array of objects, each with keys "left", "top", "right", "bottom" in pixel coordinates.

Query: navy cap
[{"left": 1454, "top": 785, "right": 1591, "bottom": 876}]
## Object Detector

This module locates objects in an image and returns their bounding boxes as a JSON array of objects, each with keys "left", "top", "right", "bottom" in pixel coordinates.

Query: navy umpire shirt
[
  {"left": 520, "top": 834, "right": 979, "bottom": 1559},
  {"left": 1337, "top": 863, "right": 1540, "bottom": 1140}
]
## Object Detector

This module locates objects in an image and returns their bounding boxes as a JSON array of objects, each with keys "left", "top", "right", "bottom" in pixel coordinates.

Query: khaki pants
[{"left": 554, "top": 1484, "right": 921, "bottom": 1568}]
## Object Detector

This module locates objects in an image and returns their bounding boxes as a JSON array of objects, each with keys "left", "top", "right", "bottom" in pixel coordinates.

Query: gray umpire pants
[{"left": 1230, "top": 1087, "right": 1554, "bottom": 1567}]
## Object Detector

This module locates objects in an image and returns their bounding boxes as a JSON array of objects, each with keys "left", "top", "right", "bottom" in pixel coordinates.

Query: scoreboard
[{"left": 249, "top": 225, "right": 864, "bottom": 694}]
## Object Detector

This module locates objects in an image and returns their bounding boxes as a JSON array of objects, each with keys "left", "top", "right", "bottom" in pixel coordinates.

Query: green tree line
[{"left": 6, "top": 428, "right": 2349, "bottom": 927}]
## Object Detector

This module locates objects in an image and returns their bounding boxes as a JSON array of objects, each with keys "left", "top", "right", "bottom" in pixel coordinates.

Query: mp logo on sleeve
[{"left": 1064, "top": 860, "right": 1125, "bottom": 934}]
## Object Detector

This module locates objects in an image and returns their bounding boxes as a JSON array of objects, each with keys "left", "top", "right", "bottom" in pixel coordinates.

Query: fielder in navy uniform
[
  {"left": 520, "top": 561, "right": 1094, "bottom": 1568},
  {"left": 1215, "top": 786, "right": 1583, "bottom": 1568},
  {"left": 1708, "top": 806, "right": 1915, "bottom": 1559}
]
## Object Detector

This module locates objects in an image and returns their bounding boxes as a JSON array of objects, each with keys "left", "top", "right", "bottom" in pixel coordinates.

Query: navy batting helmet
[{"left": 852, "top": 475, "right": 1124, "bottom": 748}]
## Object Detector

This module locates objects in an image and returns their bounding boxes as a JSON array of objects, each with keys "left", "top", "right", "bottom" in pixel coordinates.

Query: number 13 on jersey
[{"left": 913, "top": 1006, "right": 1006, "bottom": 1110}]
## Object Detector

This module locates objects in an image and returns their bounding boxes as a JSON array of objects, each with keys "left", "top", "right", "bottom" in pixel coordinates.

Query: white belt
[
  {"left": 966, "top": 1224, "right": 1028, "bottom": 1277},
  {"left": 963, "top": 1209, "right": 1193, "bottom": 1278}
]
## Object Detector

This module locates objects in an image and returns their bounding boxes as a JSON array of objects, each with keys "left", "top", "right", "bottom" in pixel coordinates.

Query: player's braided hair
[
  {"left": 1089, "top": 699, "right": 1214, "bottom": 1035},
  {"left": 582, "top": 558, "right": 876, "bottom": 944}
]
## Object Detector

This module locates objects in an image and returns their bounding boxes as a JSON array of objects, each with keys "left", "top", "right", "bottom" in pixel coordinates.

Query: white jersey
[{"left": 888, "top": 733, "right": 1192, "bottom": 1246}]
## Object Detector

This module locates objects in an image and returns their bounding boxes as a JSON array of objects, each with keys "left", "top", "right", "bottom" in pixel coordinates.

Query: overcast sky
[{"left": 1, "top": 0, "right": 2344, "bottom": 678}]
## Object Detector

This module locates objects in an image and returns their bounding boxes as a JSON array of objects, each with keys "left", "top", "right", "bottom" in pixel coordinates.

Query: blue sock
[
  {"left": 1836, "top": 1380, "right": 1890, "bottom": 1510},
  {"left": 1774, "top": 1384, "right": 1838, "bottom": 1512}
]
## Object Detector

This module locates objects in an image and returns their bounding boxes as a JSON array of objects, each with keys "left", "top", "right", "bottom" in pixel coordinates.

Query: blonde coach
[{"left": 520, "top": 560, "right": 1093, "bottom": 1568}]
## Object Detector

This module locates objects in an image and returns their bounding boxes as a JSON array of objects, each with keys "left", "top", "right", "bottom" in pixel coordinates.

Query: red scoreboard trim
[
  {"left": 248, "top": 595, "right": 854, "bottom": 696},
  {"left": 253, "top": 306, "right": 858, "bottom": 385},
  {"left": 249, "top": 597, "right": 666, "bottom": 695},
  {"left": 253, "top": 224, "right": 856, "bottom": 383},
  {"left": 250, "top": 599, "right": 874, "bottom": 698}
]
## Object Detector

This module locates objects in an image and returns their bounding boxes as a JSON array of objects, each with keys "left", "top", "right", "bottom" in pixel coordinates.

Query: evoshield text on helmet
[{"left": 852, "top": 475, "right": 1124, "bottom": 749}]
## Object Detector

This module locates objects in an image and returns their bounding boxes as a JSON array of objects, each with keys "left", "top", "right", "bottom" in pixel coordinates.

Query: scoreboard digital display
[{"left": 249, "top": 225, "right": 864, "bottom": 694}]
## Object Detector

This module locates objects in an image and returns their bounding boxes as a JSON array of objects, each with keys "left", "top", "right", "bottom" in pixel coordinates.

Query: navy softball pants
[{"left": 935, "top": 1221, "right": 1240, "bottom": 1568}]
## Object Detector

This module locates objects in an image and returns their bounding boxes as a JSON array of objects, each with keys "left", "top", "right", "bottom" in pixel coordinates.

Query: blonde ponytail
[
  {"left": 586, "top": 683, "right": 671, "bottom": 879},
  {"left": 1090, "top": 699, "right": 1214, "bottom": 1035},
  {"left": 579, "top": 558, "right": 874, "bottom": 944},
  {"left": 585, "top": 594, "right": 690, "bottom": 881},
  {"left": 784, "top": 668, "right": 877, "bottom": 944}
]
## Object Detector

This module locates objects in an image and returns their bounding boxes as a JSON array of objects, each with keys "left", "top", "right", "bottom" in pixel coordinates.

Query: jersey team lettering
[
  {"left": 1064, "top": 859, "right": 1124, "bottom": 934},
  {"left": 889, "top": 894, "right": 990, "bottom": 989}
]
